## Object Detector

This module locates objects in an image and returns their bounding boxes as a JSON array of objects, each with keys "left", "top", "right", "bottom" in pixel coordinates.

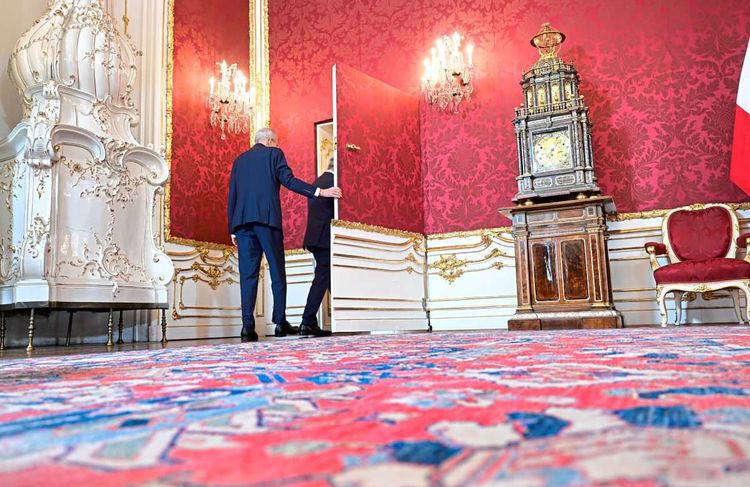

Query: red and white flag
[{"left": 731, "top": 38, "right": 750, "bottom": 194}]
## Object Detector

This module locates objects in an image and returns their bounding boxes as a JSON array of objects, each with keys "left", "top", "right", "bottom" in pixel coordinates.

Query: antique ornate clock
[
  {"left": 512, "top": 23, "right": 600, "bottom": 203},
  {"left": 502, "top": 24, "right": 622, "bottom": 331}
]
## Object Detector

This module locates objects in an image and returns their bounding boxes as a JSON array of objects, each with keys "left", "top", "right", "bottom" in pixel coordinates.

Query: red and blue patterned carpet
[{"left": 1, "top": 327, "right": 750, "bottom": 486}]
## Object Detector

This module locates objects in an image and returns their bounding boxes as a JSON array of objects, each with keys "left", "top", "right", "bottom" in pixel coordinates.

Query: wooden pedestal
[{"left": 500, "top": 196, "right": 623, "bottom": 330}]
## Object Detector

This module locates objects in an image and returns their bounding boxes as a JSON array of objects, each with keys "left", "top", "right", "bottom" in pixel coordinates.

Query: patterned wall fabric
[
  {"left": 170, "top": 0, "right": 250, "bottom": 246},
  {"left": 270, "top": 0, "right": 750, "bottom": 243}
]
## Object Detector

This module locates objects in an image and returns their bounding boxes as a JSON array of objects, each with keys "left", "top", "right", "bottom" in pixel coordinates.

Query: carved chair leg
[
  {"left": 161, "top": 309, "right": 168, "bottom": 344},
  {"left": 65, "top": 311, "right": 74, "bottom": 347},
  {"left": 117, "top": 310, "right": 124, "bottom": 344},
  {"left": 731, "top": 289, "right": 744, "bottom": 324},
  {"left": 657, "top": 287, "right": 669, "bottom": 327},
  {"left": 106, "top": 309, "right": 114, "bottom": 347},
  {"left": 674, "top": 291, "right": 684, "bottom": 326},
  {"left": 0, "top": 311, "right": 6, "bottom": 351},
  {"left": 27, "top": 309, "right": 35, "bottom": 352}
]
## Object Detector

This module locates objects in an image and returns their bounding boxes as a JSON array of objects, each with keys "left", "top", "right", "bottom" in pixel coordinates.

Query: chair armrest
[
  {"left": 644, "top": 242, "right": 667, "bottom": 271},
  {"left": 737, "top": 233, "right": 750, "bottom": 249},
  {"left": 644, "top": 242, "right": 667, "bottom": 255}
]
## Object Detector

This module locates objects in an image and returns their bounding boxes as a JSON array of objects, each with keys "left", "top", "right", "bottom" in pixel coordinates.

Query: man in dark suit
[
  {"left": 227, "top": 128, "right": 341, "bottom": 342},
  {"left": 300, "top": 158, "right": 335, "bottom": 337}
]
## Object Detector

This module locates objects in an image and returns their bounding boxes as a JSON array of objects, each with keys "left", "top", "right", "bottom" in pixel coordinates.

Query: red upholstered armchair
[{"left": 645, "top": 204, "right": 750, "bottom": 327}]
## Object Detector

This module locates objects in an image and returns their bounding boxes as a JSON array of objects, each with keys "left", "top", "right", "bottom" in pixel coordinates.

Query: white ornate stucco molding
[{"left": 0, "top": 0, "right": 172, "bottom": 310}]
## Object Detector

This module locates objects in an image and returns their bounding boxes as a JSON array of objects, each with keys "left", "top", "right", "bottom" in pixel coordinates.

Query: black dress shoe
[
  {"left": 274, "top": 321, "right": 300, "bottom": 337},
  {"left": 240, "top": 328, "right": 259, "bottom": 342},
  {"left": 299, "top": 324, "right": 332, "bottom": 337}
]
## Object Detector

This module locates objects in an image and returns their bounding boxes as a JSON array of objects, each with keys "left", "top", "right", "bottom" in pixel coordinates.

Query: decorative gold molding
[
  {"left": 429, "top": 248, "right": 508, "bottom": 283},
  {"left": 285, "top": 248, "right": 310, "bottom": 256},
  {"left": 428, "top": 294, "right": 516, "bottom": 302},
  {"left": 608, "top": 202, "right": 750, "bottom": 222},
  {"left": 335, "top": 306, "right": 425, "bottom": 312},
  {"left": 332, "top": 263, "right": 422, "bottom": 274},
  {"left": 335, "top": 296, "right": 423, "bottom": 302},
  {"left": 428, "top": 235, "right": 493, "bottom": 253},
  {"left": 610, "top": 255, "right": 649, "bottom": 262},
  {"left": 427, "top": 227, "right": 512, "bottom": 240},
  {"left": 429, "top": 304, "right": 517, "bottom": 311},
  {"left": 332, "top": 219, "right": 423, "bottom": 240},
  {"left": 613, "top": 287, "right": 656, "bottom": 293},
  {"left": 333, "top": 252, "right": 420, "bottom": 265},
  {"left": 333, "top": 236, "right": 424, "bottom": 255},
  {"left": 170, "top": 244, "right": 266, "bottom": 320},
  {"left": 429, "top": 255, "right": 467, "bottom": 283}
]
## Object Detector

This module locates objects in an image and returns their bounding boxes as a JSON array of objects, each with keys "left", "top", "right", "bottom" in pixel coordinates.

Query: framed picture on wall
[{"left": 315, "top": 119, "right": 334, "bottom": 176}]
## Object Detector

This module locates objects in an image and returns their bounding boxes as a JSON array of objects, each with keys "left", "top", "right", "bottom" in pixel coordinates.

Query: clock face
[{"left": 532, "top": 131, "right": 573, "bottom": 173}]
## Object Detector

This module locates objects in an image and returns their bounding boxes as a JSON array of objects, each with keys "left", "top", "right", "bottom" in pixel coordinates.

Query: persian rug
[{"left": 1, "top": 326, "right": 750, "bottom": 486}]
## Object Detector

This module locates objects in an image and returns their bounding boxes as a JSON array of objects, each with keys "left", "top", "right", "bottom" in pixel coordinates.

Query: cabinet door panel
[
  {"left": 532, "top": 242, "right": 559, "bottom": 302},
  {"left": 562, "top": 239, "right": 588, "bottom": 300}
]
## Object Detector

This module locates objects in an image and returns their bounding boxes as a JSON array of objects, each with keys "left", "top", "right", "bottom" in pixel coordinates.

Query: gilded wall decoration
[
  {"left": 429, "top": 249, "right": 509, "bottom": 284},
  {"left": 170, "top": 247, "right": 249, "bottom": 320},
  {"left": 430, "top": 255, "right": 467, "bottom": 283}
]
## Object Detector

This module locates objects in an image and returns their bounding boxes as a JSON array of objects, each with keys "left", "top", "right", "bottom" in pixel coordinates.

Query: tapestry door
[{"left": 329, "top": 64, "right": 427, "bottom": 333}]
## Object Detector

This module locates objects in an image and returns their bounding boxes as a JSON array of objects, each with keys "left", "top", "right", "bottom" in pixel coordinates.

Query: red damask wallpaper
[
  {"left": 269, "top": 0, "right": 750, "bottom": 240},
  {"left": 336, "top": 64, "right": 423, "bottom": 233},
  {"left": 170, "top": 0, "right": 249, "bottom": 246}
]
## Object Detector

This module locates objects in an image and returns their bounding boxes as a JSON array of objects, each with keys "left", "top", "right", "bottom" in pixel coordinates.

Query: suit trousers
[
  {"left": 235, "top": 223, "right": 287, "bottom": 329},
  {"left": 301, "top": 246, "right": 331, "bottom": 325}
]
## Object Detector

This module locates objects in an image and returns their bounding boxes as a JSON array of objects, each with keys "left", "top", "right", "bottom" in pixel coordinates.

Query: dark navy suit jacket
[
  {"left": 227, "top": 144, "right": 317, "bottom": 234},
  {"left": 303, "top": 171, "right": 334, "bottom": 250}
]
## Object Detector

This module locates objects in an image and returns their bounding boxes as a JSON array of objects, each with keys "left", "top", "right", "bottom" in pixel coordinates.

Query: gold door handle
[{"left": 346, "top": 143, "right": 361, "bottom": 152}]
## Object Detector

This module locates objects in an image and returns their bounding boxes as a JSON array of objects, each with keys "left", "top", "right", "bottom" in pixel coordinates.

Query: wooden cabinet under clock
[{"left": 501, "top": 197, "right": 622, "bottom": 330}]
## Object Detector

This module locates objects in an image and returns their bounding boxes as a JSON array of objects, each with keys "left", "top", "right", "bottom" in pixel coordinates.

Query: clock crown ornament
[
  {"left": 531, "top": 22, "right": 566, "bottom": 64},
  {"left": 512, "top": 23, "right": 600, "bottom": 203}
]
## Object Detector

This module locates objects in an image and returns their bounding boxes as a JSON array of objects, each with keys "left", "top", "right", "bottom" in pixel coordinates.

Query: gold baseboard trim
[{"left": 608, "top": 202, "right": 750, "bottom": 222}]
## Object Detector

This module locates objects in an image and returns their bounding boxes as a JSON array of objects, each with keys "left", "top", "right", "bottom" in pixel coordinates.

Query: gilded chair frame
[{"left": 645, "top": 203, "right": 750, "bottom": 327}]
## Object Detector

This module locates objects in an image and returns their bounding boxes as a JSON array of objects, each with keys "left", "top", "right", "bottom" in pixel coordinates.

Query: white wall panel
[
  {"left": 425, "top": 229, "right": 517, "bottom": 331},
  {"left": 330, "top": 222, "right": 428, "bottom": 333}
]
